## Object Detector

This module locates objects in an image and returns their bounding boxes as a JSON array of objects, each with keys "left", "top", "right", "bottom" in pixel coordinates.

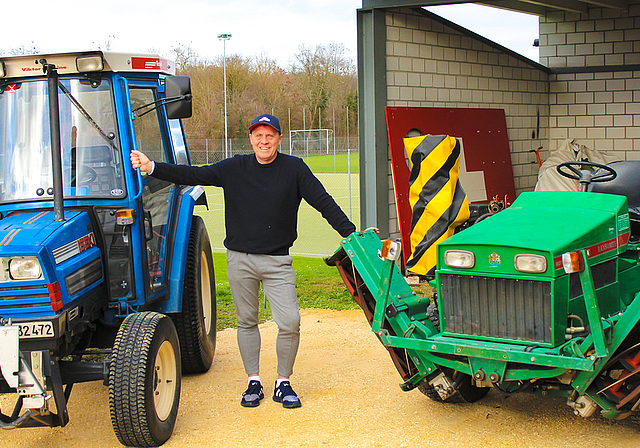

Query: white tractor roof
[{"left": 0, "top": 51, "right": 176, "bottom": 79}]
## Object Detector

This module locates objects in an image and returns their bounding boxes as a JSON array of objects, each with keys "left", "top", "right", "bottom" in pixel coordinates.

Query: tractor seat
[
  {"left": 588, "top": 161, "right": 640, "bottom": 238},
  {"left": 73, "top": 145, "right": 120, "bottom": 196},
  {"left": 77, "top": 144, "right": 111, "bottom": 163}
]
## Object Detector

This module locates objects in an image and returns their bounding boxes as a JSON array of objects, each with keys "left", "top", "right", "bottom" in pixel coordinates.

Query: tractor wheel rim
[
  {"left": 154, "top": 339, "right": 177, "bottom": 421},
  {"left": 200, "top": 251, "right": 212, "bottom": 335}
]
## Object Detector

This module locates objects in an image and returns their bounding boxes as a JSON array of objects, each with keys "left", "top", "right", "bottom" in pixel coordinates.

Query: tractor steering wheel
[
  {"left": 63, "top": 166, "right": 98, "bottom": 186},
  {"left": 78, "top": 166, "right": 98, "bottom": 184},
  {"left": 556, "top": 161, "right": 617, "bottom": 192}
]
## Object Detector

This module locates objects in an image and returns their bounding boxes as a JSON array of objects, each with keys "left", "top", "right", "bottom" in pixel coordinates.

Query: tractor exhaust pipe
[{"left": 41, "top": 59, "right": 65, "bottom": 222}]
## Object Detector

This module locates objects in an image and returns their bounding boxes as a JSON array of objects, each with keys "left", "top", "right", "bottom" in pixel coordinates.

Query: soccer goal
[{"left": 288, "top": 129, "right": 334, "bottom": 159}]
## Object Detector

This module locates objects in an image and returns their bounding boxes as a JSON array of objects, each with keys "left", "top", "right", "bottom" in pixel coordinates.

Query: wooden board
[{"left": 385, "top": 106, "right": 516, "bottom": 268}]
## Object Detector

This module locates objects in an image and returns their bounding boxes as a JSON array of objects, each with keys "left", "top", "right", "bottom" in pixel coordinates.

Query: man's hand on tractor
[{"left": 130, "top": 150, "right": 154, "bottom": 173}]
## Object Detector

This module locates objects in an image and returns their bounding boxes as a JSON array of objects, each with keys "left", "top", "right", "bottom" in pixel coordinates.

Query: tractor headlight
[
  {"left": 444, "top": 250, "right": 475, "bottom": 268},
  {"left": 9, "top": 257, "right": 43, "bottom": 280},
  {"left": 76, "top": 55, "right": 104, "bottom": 72},
  {"left": 514, "top": 254, "right": 547, "bottom": 273}
]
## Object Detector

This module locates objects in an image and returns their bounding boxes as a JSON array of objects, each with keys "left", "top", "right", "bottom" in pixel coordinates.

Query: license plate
[{"left": 18, "top": 322, "right": 54, "bottom": 339}]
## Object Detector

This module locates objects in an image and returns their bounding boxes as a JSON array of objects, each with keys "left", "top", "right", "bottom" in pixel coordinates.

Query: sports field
[{"left": 195, "top": 153, "right": 360, "bottom": 258}]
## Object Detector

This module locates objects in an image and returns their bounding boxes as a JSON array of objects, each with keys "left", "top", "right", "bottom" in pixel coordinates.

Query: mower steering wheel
[{"left": 556, "top": 161, "right": 617, "bottom": 191}]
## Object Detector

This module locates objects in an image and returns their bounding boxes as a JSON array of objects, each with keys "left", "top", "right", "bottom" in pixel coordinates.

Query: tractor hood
[
  {"left": 0, "top": 210, "right": 84, "bottom": 252},
  {"left": 438, "top": 191, "right": 631, "bottom": 277},
  {"left": 0, "top": 210, "right": 97, "bottom": 270},
  {"left": 0, "top": 209, "right": 102, "bottom": 318}
]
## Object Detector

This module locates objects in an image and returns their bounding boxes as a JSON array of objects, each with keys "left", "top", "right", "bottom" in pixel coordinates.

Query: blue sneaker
[
  {"left": 241, "top": 380, "right": 264, "bottom": 407},
  {"left": 272, "top": 381, "right": 302, "bottom": 408}
]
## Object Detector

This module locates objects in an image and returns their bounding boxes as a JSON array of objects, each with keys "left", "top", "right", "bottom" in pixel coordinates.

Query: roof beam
[
  {"left": 362, "top": 0, "right": 437, "bottom": 7},
  {"left": 479, "top": 0, "right": 548, "bottom": 14},
  {"left": 580, "top": 0, "right": 628, "bottom": 9},
  {"left": 363, "top": 0, "right": 628, "bottom": 13},
  {"left": 487, "top": 0, "right": 589, "bottom": 12}
]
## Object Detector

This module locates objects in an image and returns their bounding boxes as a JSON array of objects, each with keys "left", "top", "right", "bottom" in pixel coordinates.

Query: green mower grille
[{"left": 440, "top": 274, "right": 552, "bottom": 344}]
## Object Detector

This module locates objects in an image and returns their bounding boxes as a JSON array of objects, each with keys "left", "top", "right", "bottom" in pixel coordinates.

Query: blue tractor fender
[{"left": 155, "top": 185, "right": 205, "bottom": 314}]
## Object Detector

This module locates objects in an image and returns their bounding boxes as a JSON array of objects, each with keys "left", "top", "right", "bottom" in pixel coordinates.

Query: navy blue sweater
[{"left": 152, "top": 152, "right": 356, "bottom": 255}]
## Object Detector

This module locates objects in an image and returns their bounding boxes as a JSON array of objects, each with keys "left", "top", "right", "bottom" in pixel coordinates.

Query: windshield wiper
[{"left": 56, "top": 81, "right": 117, "bottom": 149}]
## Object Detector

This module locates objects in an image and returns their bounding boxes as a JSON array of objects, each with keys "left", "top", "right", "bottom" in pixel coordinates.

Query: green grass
[
  {"left": 213, "top": 253, "right": 357, "bottom": 330},
  {"left": 302, "top": 152, "right": 359, "bottom": 174}
]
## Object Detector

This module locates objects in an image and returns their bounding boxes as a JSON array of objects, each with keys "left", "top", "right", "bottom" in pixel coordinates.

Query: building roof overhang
[{"left": 362, "top": 0, "right": 628, "bottom": 16}]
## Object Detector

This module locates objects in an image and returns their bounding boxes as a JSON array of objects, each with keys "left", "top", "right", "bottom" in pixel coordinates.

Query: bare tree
[
  {"left": 9, "top": 42, "right": 41, "bottom": 55},
  {"left": 93, "top": 35, "right": 116, "bottom": 51},
  {"left": 172, "top": 42, "right": 199, "bottom": 73},
  {"left": 290, "top": 44, "right": 356, "bottom": 129},
  {"left": 249, "top": 52, "right": 289, "bottom": 115},
  {"left": 178, "top": 45, "right": 356, "bottom": 145}
]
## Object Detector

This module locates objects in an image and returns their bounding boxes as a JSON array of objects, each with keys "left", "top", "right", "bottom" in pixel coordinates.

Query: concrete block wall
[
  {"left": 540, "top": 0, "right": 640, "bottom": 158},
  {"left": 385, "top": 7, "right": 549, "bottom": 238}
]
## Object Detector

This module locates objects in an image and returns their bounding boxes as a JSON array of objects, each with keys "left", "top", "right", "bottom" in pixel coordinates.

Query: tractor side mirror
[{"left": 164, "top": 76, "right": 192, "bottom": 119}]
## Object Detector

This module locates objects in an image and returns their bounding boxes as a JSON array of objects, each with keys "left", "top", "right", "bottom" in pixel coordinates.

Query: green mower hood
[{"left": 437, "top": 191, "right": 631, "bottom": 278}]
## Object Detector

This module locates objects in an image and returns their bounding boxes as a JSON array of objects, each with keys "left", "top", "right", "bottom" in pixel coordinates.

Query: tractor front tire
[
  {"left": 109, "top": 312, "right": 181, "bottom": 447},
  {"left": 172, "top": 215, "right": 217, "bottom": 374}
]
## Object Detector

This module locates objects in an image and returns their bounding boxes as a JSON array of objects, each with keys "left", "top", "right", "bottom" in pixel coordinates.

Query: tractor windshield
[{"left": 0, "top": 78, "right": 124, "bottom": 202}]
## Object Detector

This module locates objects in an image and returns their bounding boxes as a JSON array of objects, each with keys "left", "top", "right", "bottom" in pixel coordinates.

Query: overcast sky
[{"left": 2, "top": 1, "right": 539, "bottom": 66}]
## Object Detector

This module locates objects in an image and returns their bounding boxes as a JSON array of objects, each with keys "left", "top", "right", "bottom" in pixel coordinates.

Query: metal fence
[
  {"left": 187, "top": 136, "right": 359, "bottom": 166},
  {"left": 192, "top": 135, "right": 360, "bottom": 257}
]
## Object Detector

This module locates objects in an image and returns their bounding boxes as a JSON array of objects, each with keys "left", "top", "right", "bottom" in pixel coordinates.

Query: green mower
[{"left": 327, "top": 160, "right": 640, "bottom": 423}]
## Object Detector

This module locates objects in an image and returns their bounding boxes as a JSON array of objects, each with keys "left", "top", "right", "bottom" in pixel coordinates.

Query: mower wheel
[
  {"left": 418, "top": 370, "right": 489, "bottom": 403},
  {"left": 417, "top": 381, "right": 445, "bottom": 402},
  {"left": 426, "top": 302, "right": 440, "bottom": 332}
]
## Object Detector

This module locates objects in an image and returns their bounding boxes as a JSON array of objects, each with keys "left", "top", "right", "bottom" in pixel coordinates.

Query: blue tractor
[{"left": 0, "top": 51, "right": 216, "bottom": 446}]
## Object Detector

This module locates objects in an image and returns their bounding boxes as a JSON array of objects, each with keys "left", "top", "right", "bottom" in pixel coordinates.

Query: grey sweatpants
[{"left": 226, "top": 250, "right": 300, "bottom": 378}]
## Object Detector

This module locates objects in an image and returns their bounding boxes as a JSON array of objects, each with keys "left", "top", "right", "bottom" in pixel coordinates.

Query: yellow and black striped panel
[{"left": 404, "top": 135, "right": 470, "bottom": 276}]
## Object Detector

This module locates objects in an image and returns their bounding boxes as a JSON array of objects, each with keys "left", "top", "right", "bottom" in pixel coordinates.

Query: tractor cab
[
  {"left": 0, "top": 51, "right": 215, "bottom": 446},
  {"left": 0, "top": 52, "right": 196, "bottom": 314}
]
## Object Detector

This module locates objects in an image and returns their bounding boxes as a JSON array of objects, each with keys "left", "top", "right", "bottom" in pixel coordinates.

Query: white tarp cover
[{"left": 535, "top": 139, "right": 620, "bottom": 191}]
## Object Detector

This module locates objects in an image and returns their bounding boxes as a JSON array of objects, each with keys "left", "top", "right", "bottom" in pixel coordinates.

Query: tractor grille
[{"left": 439, "top": 274, "right": 552, "bottom": 344}]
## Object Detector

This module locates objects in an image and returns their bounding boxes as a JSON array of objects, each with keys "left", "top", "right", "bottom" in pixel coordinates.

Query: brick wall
[
  {"left": 540, "top": 0, "right": 640, "bottom": 158},
  {"left": 382, "top": 5, "right": 640, "bottom": 239},
  {"left": 385, "top": 7, "right": 549, "bottom": 237}
]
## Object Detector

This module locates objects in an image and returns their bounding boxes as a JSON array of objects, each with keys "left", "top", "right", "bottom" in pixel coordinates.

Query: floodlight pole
[{"left": 218, "top": 33, "right": 231, "bottom": 159}]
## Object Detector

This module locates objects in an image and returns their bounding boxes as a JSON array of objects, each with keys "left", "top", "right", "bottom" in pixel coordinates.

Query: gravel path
[{"left": 1, "top": 309, "right": 638, "bottom": 448}]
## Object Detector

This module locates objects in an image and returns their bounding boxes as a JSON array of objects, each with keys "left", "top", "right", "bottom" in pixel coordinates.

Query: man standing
[{"left": 131, "top": 113, "right": 356, "bottom": 409}]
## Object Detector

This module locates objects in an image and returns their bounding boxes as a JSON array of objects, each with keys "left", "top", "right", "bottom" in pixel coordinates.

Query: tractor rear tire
[
  {"left": 109, "top": 312, "right": 181, "bottom": 447},
  {"left": 172, "top": 215, "right": 217, "bottom": 374}
]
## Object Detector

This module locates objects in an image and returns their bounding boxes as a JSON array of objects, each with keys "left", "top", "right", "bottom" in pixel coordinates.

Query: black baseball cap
[{"left": 249, "top": 113, "right": 281, "bottom": 134}]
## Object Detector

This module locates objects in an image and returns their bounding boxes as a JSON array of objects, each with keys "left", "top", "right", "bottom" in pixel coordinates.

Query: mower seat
[{"left": 589, "top": 161, "right": 640, "bottom": 238}]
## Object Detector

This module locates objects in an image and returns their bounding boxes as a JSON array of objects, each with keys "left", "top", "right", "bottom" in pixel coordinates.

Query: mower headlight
[
  {"left": 514, "top": 254, "right": 547, "bottom": 273},
  {"left": 9, "top": 257, "right": 43, "bottom": 280},
  {"left": 444, "top": 250, "right": 475, "bottom": 268}
]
